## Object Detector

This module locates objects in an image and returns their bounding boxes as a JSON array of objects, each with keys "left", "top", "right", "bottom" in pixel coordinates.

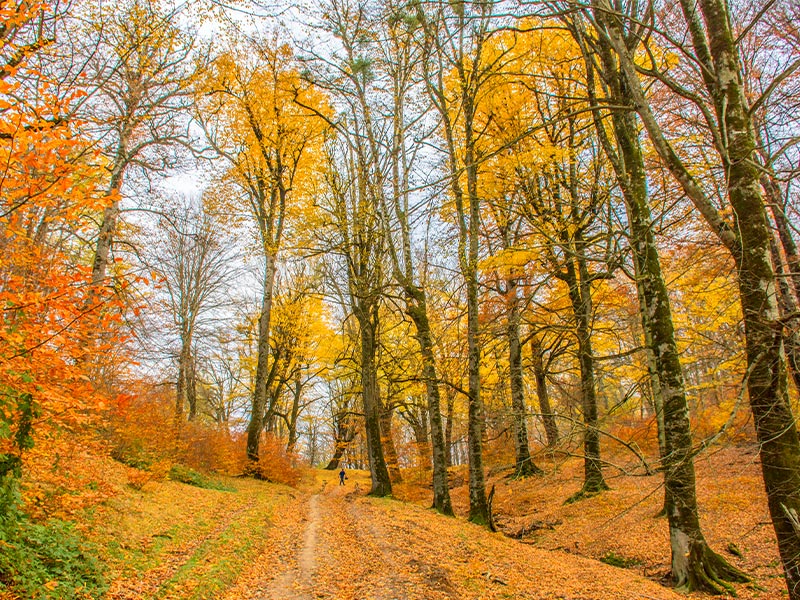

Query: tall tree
[
  {"left": 571, "top": 0, "right": 800, "bottom": 594},
  {"left": 415, "top": 0, "right": 502, "bottom": 524},
  {"left": 147, "top": 197, "right": 232, "bottom": 423},
  {"left": 79, "top": 0, "right": 196, "bottom": 288},
  {"left": 335, "top": 0, "right": 456, "bottom": 513},
  {"left": 495, "top": 37, "right": 620, "bottom": 496},
  {"left": 563, "top": 12, "right": 748, "bottom": 591},
  {"left": 197, "top": 35, "right": 327, "bottom": 463},
  {"left": 319, "top": 139, "right": 393, "bottom": 496}
]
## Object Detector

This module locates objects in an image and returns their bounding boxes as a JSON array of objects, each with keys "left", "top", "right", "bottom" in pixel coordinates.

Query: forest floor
[
  {"left": 80, "top": 444, "right": 781, "bottom": 600},
  {"left": 443, "top": 444, "right": 781, "bottom": 600}
]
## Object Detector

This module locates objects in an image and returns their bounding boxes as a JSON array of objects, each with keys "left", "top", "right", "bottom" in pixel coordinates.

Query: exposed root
[
  {"left": 675, "top": 541, "right": 749, "bottom": 596},
  {"left": 509, "top": 459, "right": 544, "bottom": 480}
]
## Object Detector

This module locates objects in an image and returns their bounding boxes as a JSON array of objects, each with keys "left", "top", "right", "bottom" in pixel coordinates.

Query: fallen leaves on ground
[{"left": 79, "top": 447, "right": 780, "bottom": 599}]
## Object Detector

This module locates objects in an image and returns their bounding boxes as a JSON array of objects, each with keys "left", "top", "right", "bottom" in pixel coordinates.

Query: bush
[
  {"left": 106, "top": 385, "right": 247, "bottom": 477},
  {"left": 247, "top": 434, "right": 306, "bottom": 487},
  {"left": 167, "top": 464, "right": 235, "bottom": 492},
  {"left": 0, "top": 476, "right": 106, "bottom": 599}
]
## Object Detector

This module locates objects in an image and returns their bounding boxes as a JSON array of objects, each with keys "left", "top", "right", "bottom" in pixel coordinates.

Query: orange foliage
[
  {"left": 250, "top": 434, "right": 306, "bottom": 487},
  {"left": 107, "top": 384, "right": 244, "bottom": 475},
  {"left": 107, "top": 383, "right": 306, "bottom": 487},
  {"left": 0, "top": 4, "right": 122, "bottom": 517}
]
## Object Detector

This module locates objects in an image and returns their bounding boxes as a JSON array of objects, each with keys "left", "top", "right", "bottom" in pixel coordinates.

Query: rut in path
[
  {"left": 252, "top": 470, "right": 682, "bottom": 600},
  {"left": 263, "top": 492, "right": 320, "bottom": 599},
  {"left": 299, "top": 493, "right": 320, "bottom": 579}
]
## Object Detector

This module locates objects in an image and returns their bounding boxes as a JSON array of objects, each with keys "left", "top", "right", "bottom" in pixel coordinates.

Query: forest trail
[
  {"left": 229, "top": 469, "right": 683, "bottom": 600},
  {"left": 263, "top": 490, "right": 320, "bottom": 599},
  {"left": 96, "top": 456, "right": 777, "bottom": 600}
]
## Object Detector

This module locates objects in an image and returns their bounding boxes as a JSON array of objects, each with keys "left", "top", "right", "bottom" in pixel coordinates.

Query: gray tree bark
[
  {"left": 246, "top": 252, "right": 277, "bottom": 462},
  {"left": 531, "top": 337, "right": 559, "bottom": 448},
  {"left": 507, "top": 277, "right": 542, "bottom": 478},
  {"left": 585, "top": 0, "right": 800, "bottom": 593}
]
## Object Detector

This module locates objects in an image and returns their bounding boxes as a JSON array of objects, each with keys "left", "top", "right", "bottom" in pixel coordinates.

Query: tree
[
  {"left": 197, "top": 34, "right": 327, "bottom": 463},
  {"left": 318, "top": 139, "right": 393, "bottom": 496},
  {"left": 0, "top": 0, "right": 112, "bottom": 495},
  {"left": 568, "top": 0, "right": 800, "bottom": 594},
  {"left": 316, "top": 0, "right": 456, "bottom": 512},
  {"left": 491, "top": 33, "right": 620, "bottom": 496},
  {"left": 146, "top": 197, "right": 232, "bottom": 423},
  {"left": 555, "top": 11, "right": 748, "bottom": 591},
  {"left": 77, "top": 0, "right": 196, "bottom": 289},
  {"left": 414, "top": 0, "right": 503, "bottom": 524}
]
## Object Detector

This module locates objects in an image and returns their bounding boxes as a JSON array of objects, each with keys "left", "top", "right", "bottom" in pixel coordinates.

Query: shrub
[
  {"left": 0, "top": 476, "right": 106, "bottom": 599},
  {"left": 599, "top": 551, "right": 640, "bottom": 569},
  {"left": 247, "top": 434, "right": 306, "bottom": 487}
]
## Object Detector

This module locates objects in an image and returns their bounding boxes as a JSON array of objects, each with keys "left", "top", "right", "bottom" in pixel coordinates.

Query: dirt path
[
  {"left": 241, "top": 469, "right": 683, "bottom": 600},
  {"left": 299, "top": 493, "right": 320, "bottom": 579},
  {"left": 264, "top": 492, "right": 321, "bottom": 599}
]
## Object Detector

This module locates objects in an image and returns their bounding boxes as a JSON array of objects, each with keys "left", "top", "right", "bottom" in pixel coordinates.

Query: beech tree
[
  {"left": 77, "top": 0, "right": 196, "bottom": 288},
  {"left": 558, "top": 0, "right": 800, "bottom": 594},
  {"left": 318, "top": 138, "right": 393, "bottom": 496},
  {"left": 542, "top": 10, "right": 748, "bottom": 591},
  {"left": 146, "top": 197, "right": 232, "bottom": 423},
  {"left": 196, "top": 34, "right": 328, "bottom": 463},
  {"left": 414, "top": 0, "right": 503, "bottom": 524}
]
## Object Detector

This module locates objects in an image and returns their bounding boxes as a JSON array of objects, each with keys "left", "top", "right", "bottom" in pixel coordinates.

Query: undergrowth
[
  {"left": 0, "top": 475, "right": 106, "bottom": 599},
  {"left": 599, "top": 551, "right": 641, "bottom": 569}
]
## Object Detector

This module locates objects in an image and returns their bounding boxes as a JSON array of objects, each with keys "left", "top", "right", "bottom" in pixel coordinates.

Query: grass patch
[
  {"left": 599, "top": 551, "right": 641, "bottom": 569},
  {"left": 168, "top": 465, "right": 236, "bottom": 492}
]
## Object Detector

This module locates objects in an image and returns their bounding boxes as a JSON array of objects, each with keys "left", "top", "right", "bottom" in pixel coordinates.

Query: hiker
[{"left": 339, "top": 468, "right": 346, "bottom": 485}]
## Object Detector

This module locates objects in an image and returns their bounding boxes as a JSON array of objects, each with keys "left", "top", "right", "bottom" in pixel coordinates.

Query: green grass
[
  {"left": 168, "top": 465, "right": 236, "bottom": 492},
  {"left": 599, "top": 551, "right": 641, "bottom": 569}
]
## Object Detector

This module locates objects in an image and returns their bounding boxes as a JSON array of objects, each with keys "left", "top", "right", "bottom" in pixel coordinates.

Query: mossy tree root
[{"left": 675, "top": 541, "right": 749, "bottom": 595}]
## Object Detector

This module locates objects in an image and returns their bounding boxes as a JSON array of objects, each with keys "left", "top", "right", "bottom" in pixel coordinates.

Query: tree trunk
[
  {"left": 287, "top": 375, "right": 302, "bottom": 453},
  {"left": 91, "top": 163, "right": 125, "bottom": 288},
  {"left": 445, "top": 388, "right": 454, "bottom": 467},
  {"left": 609, "top": 90, "right": 746, "bottom": 591},
  {"left": 696, "top": 1, "right": 800, "bottom": 593},
  {"left": 175, "top": 340, "right": 189, "bottom": 423},
  {"left": 380, "top": 403, "right": 403, "bottom": 484},
  {"left": 531, "top": 337, "right": 559, "bottom": 448},
  {"left": 768, "top": 228, "right": 800, "bottom": 395},
  {"left": 246, "top": 252, "right": 277, "bottom": 463},
  {"left": 763, "top": 174, "right": 800, "bottom": 304},
  {"left": 92, "top": 201, "right": 120, "bottom": 287},
  {"left": 186, "top": 351, "right": 197, "bottom": 421},
  {"left": 464, "top": 95, "right": 488, "bottom": 524},
  {"left": 564, "top": 253, "right": 607, "bottom": 498},
  {"left": 326, "top": 415, "right": 356, "bottom": 470},
  {"left": 406, "top": 288, "right": 453, "bottom": 514},
  {"left": 731, "top": 180, "right": 800, "bottom": 600},
  {"left": 507, "top": 277, "right": 542, "bottom": 478},
  {"left": 326, "top": 445, "right": 347, "bottom": 471},
  {"left": 586, "top": 0, "right": 798, "bottom": 590},
  {"left": 356, "top": 306, "right": 392, "bottom": 497},
  {"left": 412, "top": 413, "right": 432, "bottom": 472}
]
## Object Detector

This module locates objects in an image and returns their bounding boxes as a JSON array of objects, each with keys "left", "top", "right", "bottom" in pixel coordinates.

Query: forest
[{"left": 1, "top": 0, "right": 800, "bottom": 598}]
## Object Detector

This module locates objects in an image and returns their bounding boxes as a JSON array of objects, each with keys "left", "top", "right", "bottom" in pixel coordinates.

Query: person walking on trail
[{"left": 339, "top": 468, "right": 346, "bottom": 486}]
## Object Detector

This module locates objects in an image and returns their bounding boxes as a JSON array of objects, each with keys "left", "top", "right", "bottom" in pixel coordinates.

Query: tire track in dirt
[
  {"left": 259, "top": 493, "right": 320, "bottom": 599},
  {"left": 222, "top": 492, "right": 311, "bottom": 600},
  {"left": 311, "top": 480, "right": 456, "bottom": 600}
]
